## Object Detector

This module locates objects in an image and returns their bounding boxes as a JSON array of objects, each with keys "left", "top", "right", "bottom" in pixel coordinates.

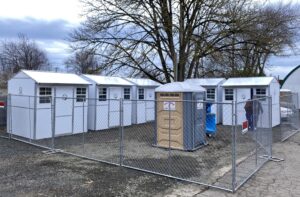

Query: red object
[
  {"left": 0, "top": 101, "right": 5, "bottom": 108},
  {"left": 242, "top": 121, "right": 248, "bottom": 130}
]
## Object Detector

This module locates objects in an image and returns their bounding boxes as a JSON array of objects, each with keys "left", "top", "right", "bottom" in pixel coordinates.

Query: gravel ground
[
  {"left": 2, "top": 122, "right": 271, "bottom": 191},
  {"left": 0, "top": 137, "right": 180, "bottom": 197},
  {"left": 0, "top": 115, "right": 298, "bottom": 196}
]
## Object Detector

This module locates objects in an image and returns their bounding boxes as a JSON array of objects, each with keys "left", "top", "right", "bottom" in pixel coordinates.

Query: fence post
[
  {"left": 269, "top": 96, "right": 273, "bottom": 158},
  {"left": 295, "top": 93, "right": 300, "bottom": 129},
  {"left": 28, "top": 96, "right": 32, "bottom": 143},
  {"left": 231, "top": 101, "right": 237, "bottom": 192},
  {"left": 82, "top": 99, "right": 85, "bottom": 155},
  {"left": 168, "top": 101, "right": 171, "bottom": 176},
  {"left": 254, "top": 99, "right": 257, "bottom": 167},
  {"left": 51, "top": 96, "right": 56, "bottom": 150},
  {"left": 119, "top": 98, "right": 124, "bottom": 166},
  {"left": 7, "top": 94, "right": 12, "bottom": 139}
]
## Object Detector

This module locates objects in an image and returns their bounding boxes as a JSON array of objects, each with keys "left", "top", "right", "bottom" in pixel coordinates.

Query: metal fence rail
[{"left": 1, "top": 94, "right": 275, "bottom": 192}]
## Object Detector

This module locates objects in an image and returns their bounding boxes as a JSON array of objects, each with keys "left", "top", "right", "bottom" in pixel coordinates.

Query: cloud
[
  {"left": 266, "top": 55, "right": 300, "bottom": 79},
  {"left": 0, "top": 17, "right": 76, "bottom": 41}
]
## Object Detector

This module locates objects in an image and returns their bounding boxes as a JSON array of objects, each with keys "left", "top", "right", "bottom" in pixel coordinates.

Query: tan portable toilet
[{"left": 155, "top": 82, "right": 207, "bottom": 151}]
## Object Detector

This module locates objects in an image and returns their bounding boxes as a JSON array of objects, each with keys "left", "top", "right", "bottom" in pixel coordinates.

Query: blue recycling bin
[{"left": 206, "top": 103, "right": 217, "bottom": 135}]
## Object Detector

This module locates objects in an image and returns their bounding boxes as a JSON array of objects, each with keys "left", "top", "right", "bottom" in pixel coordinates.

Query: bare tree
[
  {"left": 71, "top": 0, "right": 255, "bottom": 82},
  {"left": 65, "top": 49, "right": 102, "bottom": 74},
  {"left": 71, "top": 0, "right": 299, "bottom": 82},
  {"left": 0, "top": 34, "right": 50, "bottom": 87},
  {"left": 208, "top": 3, "right": 300, "bottom": 77}
]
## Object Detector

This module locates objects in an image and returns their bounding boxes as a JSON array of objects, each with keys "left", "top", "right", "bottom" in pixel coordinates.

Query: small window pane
[
  {"left": 99, "top": 88, "right": 107, "bottom": 101},
  {"left": 76, "top": 88, "right": 86, "bottom": 102},
  {"left": 39, "top": 87, "right": 51, "bottom": 104},
  {"left": 124, "top": 88, "right": 130, "bottom": 100},
  {"left": 138, "top": 88, "right": 144, "bottom": 100},
  {"left": 225, "top": 89, "right": 234, "bottom": 101},
  {"left": 207, "top": 88, "right": 215, "bottom": 100},
  {"left": 256, "top": 88, "right": 266, "bottom": 100}
]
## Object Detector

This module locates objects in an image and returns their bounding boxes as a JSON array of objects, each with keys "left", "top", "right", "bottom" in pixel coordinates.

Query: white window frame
[
  {"left": 206, "top": 88, "right": 215, "bottom": 100},
  {"left": 138, "top": 88, "right": 144, "bottom": 100},
  {"left": 39, "top": 87, "right": 52, "bottom": 104},
  {"left": 225, "top": 89, "right": 234, "bottom": 101},
  {"left": 76, "top": 88, "right": 86, "bottom": 102},
  {"left": 123, "top": 88, "right": 131, "bottom": 100},
  {"left": 255, "top": 88, "right": 266, "bottom": 100},
  {"left": 99, "top": 87, "right": 107, "bottom": 101}
]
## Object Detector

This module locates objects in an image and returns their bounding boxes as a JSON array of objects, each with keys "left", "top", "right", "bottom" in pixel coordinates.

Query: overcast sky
[{"left": 0, "top": 0, "right": 299, "bottom": 79}]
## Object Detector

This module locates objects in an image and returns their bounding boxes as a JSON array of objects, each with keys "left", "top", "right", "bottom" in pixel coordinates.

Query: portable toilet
[
  {"left": 123, "top": 78, "right": 161, "bottom": 124},
  {"left": 221, "top": 77, "right": 280, "bottom": 127},
  {"left": 155, "top": 82, "right": 207, "bottom": 151},
  {"left": 185, "top": 78, "right": 226, "bottom": 124}
]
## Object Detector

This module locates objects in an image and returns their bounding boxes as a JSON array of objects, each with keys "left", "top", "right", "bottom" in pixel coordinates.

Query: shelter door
[
  {"left": 55, "top": 87, "right": 73, "bottom": 135},
  {"left": 145, "top": 89, "right": 155, "bottom": 121},
  {"left": 109, "top": 87, "right": 121, "bottom": 127},
  {"left": 236, "top": 88, "right": 251, "bottom": 125}
]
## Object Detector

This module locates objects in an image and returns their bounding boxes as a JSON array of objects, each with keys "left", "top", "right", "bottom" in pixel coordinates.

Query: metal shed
[
  {"left": 82, "top": 75, "right": 134, "bottom": 130},
  {"left": 123, "top": 78, "right": 161, "bottom": 124},
  {"left": 185, "top": 78, "right": 226, "bottom": 124},
  {"left": 155, "top": 82, "right": 207, "bottom": 151},
  {"left": 8, "top": 70, "right": 90, "bottom": 140},
  {"left": 222, "top": 77, "right": 280, "bottom": 127},
  {"left": 281, "top": 65, "right": 300, "bottom": 109}
]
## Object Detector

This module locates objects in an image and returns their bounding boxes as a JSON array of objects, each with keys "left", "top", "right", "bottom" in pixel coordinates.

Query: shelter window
[
  {"left": 225, "top": 89, "right": 234, "bottom": 101},
  {"left": 39, "top": 87, "right": 52, "bottom": 104},
  {"left": 138, "top": 88, "right": 144, "bottom": 100},
  {"left": 256, "top": 88, "right": 266, "bottom": 99},
  {"left": 76, "top": 88, "right": 86, "bottom": 102},
  {"left": 206, "top": 88, "right": 215, "bottom": 100},
  {"left": 124, "top": 88, "right": 131, "bottom": 100},
  {"left": 99, "top": 88, "right": 107, "bottom": 101}
]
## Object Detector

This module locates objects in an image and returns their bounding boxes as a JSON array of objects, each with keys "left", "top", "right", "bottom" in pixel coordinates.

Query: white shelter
[
  {"left": 8, "top": 70, "right": 90, "bottom": 140},
  {"left": 82, "top": 75, "right": 134, "bottom": 130},
  {"left": 124, "top": 78, "right": 161, "bottom": 124},
  {"left": 281, "top": 65, "right": 300, "bottom": 109},
  {"left": 185, "top": 78, "right": 226, "bottom": 124},
  {"left": 222, "top": 77, "right": 280, "bottom": 127}
]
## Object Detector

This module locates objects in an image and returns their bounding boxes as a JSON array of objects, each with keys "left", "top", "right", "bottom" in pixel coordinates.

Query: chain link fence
[
  {"left": 278, "top": 93, "right": 300, "bottom": 142},
  {"left": 2, "top": 94, "right": 274, "bottom": 192}
]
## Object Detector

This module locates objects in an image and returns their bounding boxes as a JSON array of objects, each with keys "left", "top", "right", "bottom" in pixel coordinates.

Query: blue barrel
[{"left": 206, "top": 113, "right": 216, "bottom": 134}]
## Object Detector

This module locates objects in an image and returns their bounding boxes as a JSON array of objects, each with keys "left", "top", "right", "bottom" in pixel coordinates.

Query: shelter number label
[{"left": 163, "top": 101, "right": 176, "bottom": 111}]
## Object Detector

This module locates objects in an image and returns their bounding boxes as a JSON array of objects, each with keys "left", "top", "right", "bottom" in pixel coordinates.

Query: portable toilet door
[
  {"left": 191, "top": 93, "right": 206, "bottom": 149},
  {"left": 54, "top": 86, "right": 74, "bottom": 135}
]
